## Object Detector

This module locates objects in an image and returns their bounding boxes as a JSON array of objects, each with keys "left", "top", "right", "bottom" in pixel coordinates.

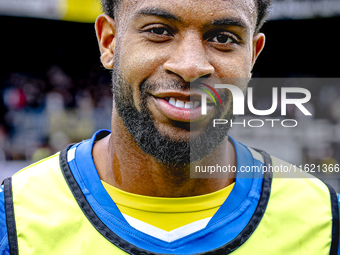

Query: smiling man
[
  {"left": 0, "top": 0, "right": 339, "bottom": 255},
  {"left": 94, "top": 0, "right": 265, "bottom": 196}
]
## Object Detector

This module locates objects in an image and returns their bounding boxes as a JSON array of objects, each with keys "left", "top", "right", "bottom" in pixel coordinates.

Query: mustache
[
  {"left": 141, "top": 78, "right": 190, "bottom": 94},
  {"left": 140, "top": 78, "right": 230, "bottom": 104}
]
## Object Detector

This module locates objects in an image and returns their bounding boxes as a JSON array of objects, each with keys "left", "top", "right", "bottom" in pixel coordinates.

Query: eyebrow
[
  {"left": 134, "top": 7, "right": 182, "bottom": 22},
  {"left": 211, "top": 18, "right": 249, "bottom": 31}
]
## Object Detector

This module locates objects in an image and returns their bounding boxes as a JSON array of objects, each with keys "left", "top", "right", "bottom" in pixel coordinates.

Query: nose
[{"left": 163, "top": 33, "right": 214, "bottom": 82}]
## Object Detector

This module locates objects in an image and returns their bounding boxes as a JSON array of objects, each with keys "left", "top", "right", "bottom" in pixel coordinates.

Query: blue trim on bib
[{"left": 69, "top": 130, "right": 264, "bottom": 254}]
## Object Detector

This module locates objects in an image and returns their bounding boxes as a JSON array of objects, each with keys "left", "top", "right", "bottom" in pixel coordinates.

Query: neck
[{"left": 93, "top": 112, "right": 236, "bottom": 197}]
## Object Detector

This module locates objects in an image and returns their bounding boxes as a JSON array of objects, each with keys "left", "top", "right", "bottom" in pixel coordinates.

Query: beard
[{"left": 111, "top": 68, "right": 235, "bottom": 165}]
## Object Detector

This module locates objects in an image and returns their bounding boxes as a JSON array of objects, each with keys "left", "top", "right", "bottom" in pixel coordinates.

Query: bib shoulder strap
[
  {"left": 323, "top": 182, "right": 339, "bottom": 255},
  {"left": 3, "top": 177, "right": 18, "bottom": 255}
]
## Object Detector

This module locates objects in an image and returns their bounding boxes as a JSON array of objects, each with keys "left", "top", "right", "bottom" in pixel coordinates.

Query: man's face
[{"left": 99, "top": 0, "right": 264, "bottom": 164}]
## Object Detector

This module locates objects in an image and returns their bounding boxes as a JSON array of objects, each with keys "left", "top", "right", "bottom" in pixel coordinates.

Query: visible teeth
[
  {"left": 168, "top": 97, "right": 200, "bottom": 109},
  {"left": 175, "top": 100, "right": 185, "bottom": 108},
  {"left": 169, "top": 98, "right": 176, "bottom": 106},
  {"left": 184, "top": 102, "right": 193, "bottom": 109}
]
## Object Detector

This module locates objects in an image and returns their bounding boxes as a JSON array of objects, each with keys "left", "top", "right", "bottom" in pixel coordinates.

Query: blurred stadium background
[{"left": 0, "top": 0, "right": 340, "bottom": 190}]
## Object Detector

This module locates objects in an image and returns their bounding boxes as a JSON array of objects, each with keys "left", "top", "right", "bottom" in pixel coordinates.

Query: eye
[
  {"left": 141, "top": 25, "right": 174, "bottom": 42},
  {"left": 211, "top": 34, "right": 234, "bottom": 44},
  {"left": 149, "top": 27, "right": 171, "bottom": 36}
]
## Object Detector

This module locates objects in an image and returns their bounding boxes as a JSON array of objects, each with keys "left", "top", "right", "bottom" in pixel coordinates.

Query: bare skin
[{"left": 93, "top": 0, "right": 265, "bottom": 197}]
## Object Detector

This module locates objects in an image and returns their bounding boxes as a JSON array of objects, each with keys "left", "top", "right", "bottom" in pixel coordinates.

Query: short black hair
[{"left": 100, "top": 0, "right": 273, "bottom": 33}]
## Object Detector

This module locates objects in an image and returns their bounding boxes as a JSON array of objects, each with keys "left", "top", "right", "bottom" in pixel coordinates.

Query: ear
[
  {"left": 95, "top": 14, "right": 116, "bottom": 69},
  {"left": 251, "top": 33, "right": 265, "bottom": 68}
]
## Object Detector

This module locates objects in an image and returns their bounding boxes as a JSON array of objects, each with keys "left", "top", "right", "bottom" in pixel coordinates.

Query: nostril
[
  {"left": 201, "top": 73, "right": 212, "bottom": 79},
  {"left": 163, "top": 59, "right": 214, "bottom": 82},
  {"left": 165, "top": 69, "right": 176, "bottom": 75}
]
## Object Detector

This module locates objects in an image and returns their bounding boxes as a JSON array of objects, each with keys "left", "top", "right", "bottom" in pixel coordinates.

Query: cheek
[
  {"left": 117, "top": 38, "right": 167, "bottom": 109},
  {"left": 213, "top": 50, "right": 253, "bottom": 79},
  {"left": 119, "top": 43, "right": 157, "bottom": 83},
  {"left": 209, "top": 49, "right": 252, "bottom": 116}
]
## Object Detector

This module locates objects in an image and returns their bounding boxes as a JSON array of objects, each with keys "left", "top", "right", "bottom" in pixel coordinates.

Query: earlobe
[
  {"left": 95, "top": 14, "right": 116, "bottom": 69},
  {"left": 251, "top": 33, "right": 265, "bottom": 68}
]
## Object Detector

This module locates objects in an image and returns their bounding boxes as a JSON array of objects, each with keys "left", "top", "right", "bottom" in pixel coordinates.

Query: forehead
[{"left": 118, "top": 0, "right": 257, "bottom": 32}]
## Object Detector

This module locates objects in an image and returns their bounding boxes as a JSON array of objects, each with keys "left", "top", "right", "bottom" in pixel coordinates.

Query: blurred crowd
[{"left": 0, "top": 65, "right": 112, "bottom": 162}]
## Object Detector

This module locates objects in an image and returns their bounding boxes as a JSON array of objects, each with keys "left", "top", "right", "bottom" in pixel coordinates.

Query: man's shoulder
[
  {"left": 264, "top": 154, "right": 337, "bottom": 215},
  {"left": 0, "top": 151, "right": 66, "bottom": 255},
  {"left": 0, "top": 186, "right": 9, "bottom": 255},
  {"left": 270, "top": 155, "right": 330, "bottom": 187},
  {"left": 237, "top": 141, "right": 335, "bottom": 198},
  {"left": 12, "top": 152, "right": 61, "bottom": 180}
]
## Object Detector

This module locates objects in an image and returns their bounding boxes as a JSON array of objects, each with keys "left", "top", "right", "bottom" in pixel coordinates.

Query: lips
[{"left": 151, "top": 92, "right": 213, "bottom": 122}]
